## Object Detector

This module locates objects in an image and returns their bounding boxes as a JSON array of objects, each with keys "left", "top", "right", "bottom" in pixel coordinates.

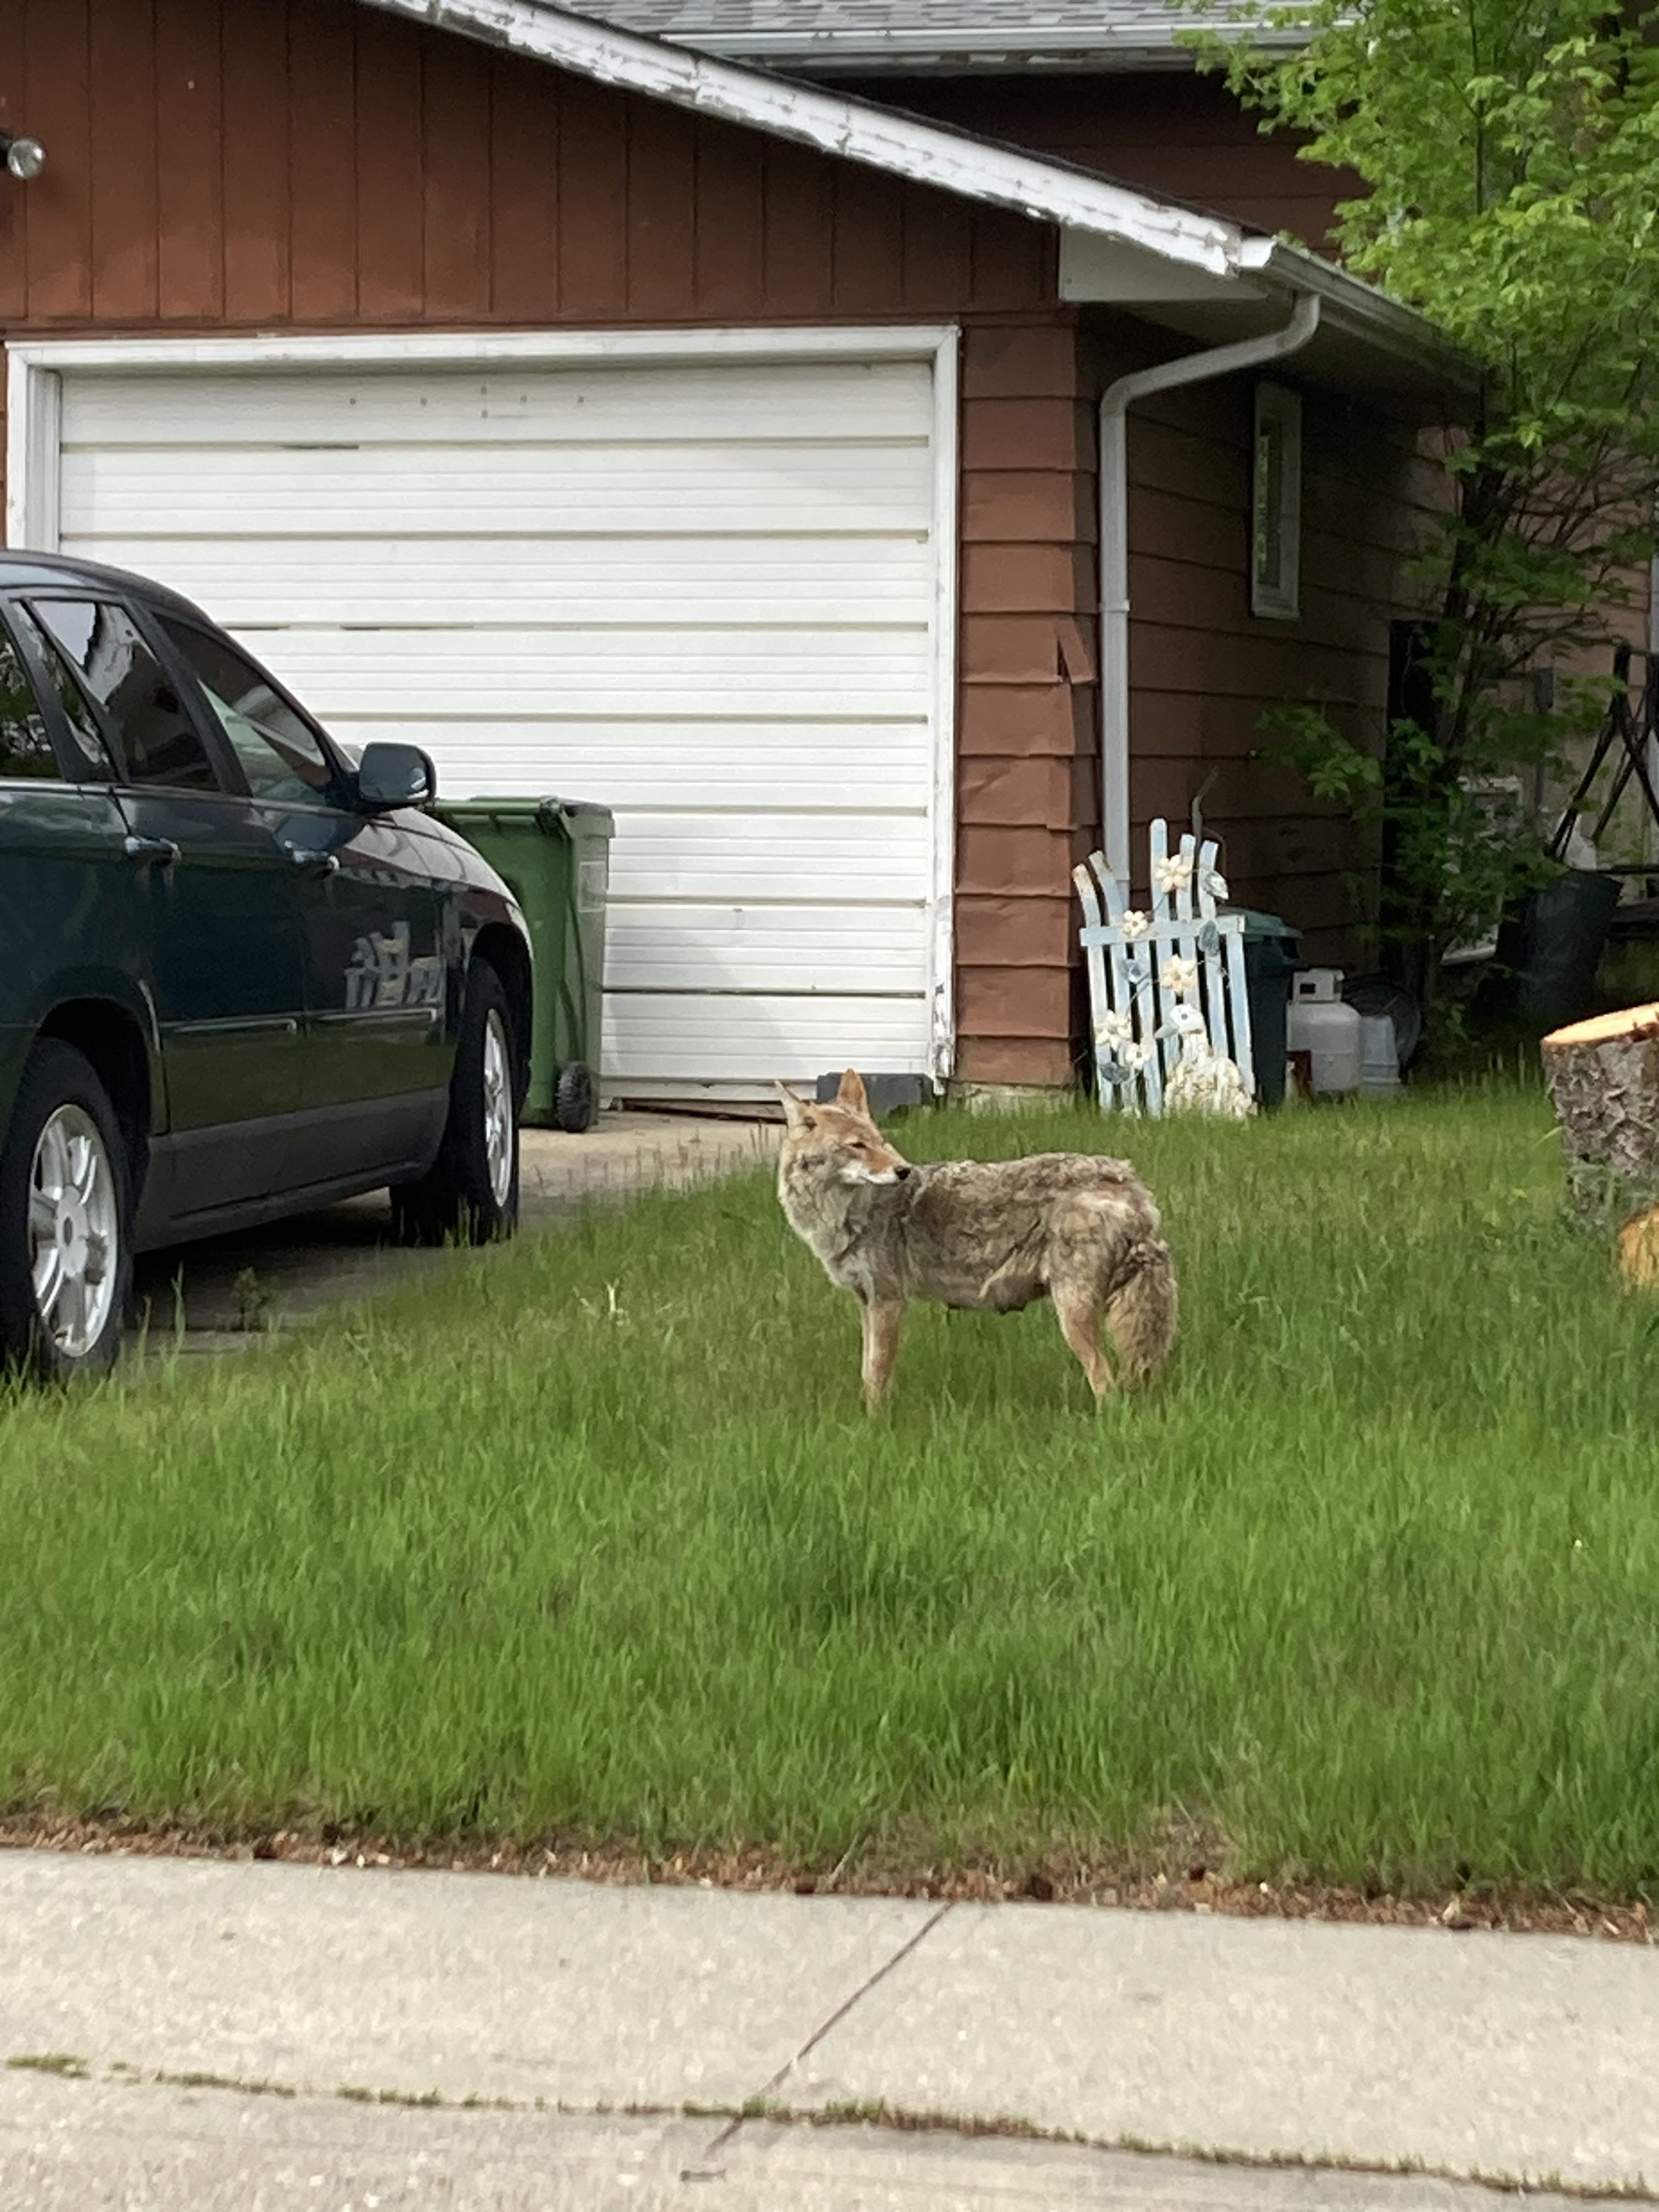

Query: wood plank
[
  {"left": 625, "top": 97, "right": 697, "bottom": 319},
  {"left": 353, "top": 4, "right": 425, "bottom": 323},
  {"left": 832, "top": 160, "right": 905, "bottom": 316},
  {"left": 900, "top": 178, "right": 972, "bottom": 314},
  {"left": 759, "top": 137, "right": 833, "bottom": 318},
  {"left": 692, "top": 115, "right": 764, "bottom": 320},
  {"left": 555, "top": 72, "right": 628, "bottom": 318},
  {"left": 287, "top": 0, "right": 357, "bottom": 322},
  {"left": 86, "top": 0, "right": 151, "bottom": 322},
  {"left": 487, "top": 46, "right": 559, "bottom": 321},
  {"left": 221, "top": 0, "right": 292, "bottom": 323},
  {"left": 422, "top": 28, "right": 492, "bottom": 323},
  {"left": 0, "top": 2, "right": 30, "bottom": 322},
  {"left": 58, "top": 359, "right": 936, "bottom": 445},
  {"left": 155, "top": 0, "right": 225, "bottom": 321},
  {"left": 61, "top": 443, "right": 936, "bottom": 538},
  {"left": 603, "top": 993, "right": 930, "bottom": 1086}
]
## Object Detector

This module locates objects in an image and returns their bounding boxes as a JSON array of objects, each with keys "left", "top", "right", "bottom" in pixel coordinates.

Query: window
[
  {"left": 1251, "top": 382, "right": 1302, "bottom": 622},
  {"left": 157, "top": 618, "right": 336, "bottom": 807},
  {"left": 8, "top": 603, "right": 115, "bottom": 781},
  {"left": 29, "top": 598, "right": 219, "bottom": 792},
  {"left": 0, "top": 618, "right": 59, "bottom": 781}
]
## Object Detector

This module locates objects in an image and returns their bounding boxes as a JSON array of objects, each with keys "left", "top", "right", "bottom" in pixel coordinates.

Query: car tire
[
  {"left": 554, "top": 1060, "right": 597, "bottom": 1135},
  {"left": 391, "top": 959, "right": 520, "bottom": 1249},
  {"left": 0, "top": 1040, "right": 132, "bottom": 1385}
]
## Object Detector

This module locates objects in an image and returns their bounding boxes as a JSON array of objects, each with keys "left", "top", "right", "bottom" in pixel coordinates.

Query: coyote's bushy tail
[{"left": 1106, "top": 1238, "right": 1178, "bottom": 1384}]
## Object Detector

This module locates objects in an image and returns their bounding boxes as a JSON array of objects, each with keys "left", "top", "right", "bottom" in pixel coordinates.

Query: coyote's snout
[{"left": 775, "top": 1070, "right": 1177, "bottom": 1409}]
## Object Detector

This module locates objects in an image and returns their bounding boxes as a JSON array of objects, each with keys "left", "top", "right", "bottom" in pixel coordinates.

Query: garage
[{"left": 14, "top": 331, "right": 955, "bottom": 1103}]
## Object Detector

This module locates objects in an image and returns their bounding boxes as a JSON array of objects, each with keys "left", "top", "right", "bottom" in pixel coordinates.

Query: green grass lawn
[{"left": 4, "top": 1083, "right": 1658, "bottom": 1901}]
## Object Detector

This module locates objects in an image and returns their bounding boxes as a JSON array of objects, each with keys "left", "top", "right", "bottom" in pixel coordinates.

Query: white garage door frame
[{"left": 5, "top": 323, "right": 960, "bottom": 1089}]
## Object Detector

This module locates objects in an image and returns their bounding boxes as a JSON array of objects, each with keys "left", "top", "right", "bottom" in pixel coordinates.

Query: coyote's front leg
[{"left": 860, "top": 1298, "right": 906, "bottom": 1410}]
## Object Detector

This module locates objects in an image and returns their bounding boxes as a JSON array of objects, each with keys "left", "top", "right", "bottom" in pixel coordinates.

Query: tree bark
[{"left": 1541, "top": 1002, "right": 1659, "bottom": 1231}]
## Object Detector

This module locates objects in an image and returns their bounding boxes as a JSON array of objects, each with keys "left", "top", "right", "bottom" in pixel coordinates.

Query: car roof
[{"left": 0, "top": 549, "right": 214, "bottom": 626}]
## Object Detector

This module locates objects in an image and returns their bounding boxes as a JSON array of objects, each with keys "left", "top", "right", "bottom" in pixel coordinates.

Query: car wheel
[
  {"left": 554, "top": 1061, "right": 597, "bottom": 1135},
  {"left": 0, "top": 1040, "right": 132, "bottom": 1384},
  {"left": 391, "top": 959, "right": 520, "bottom": 1248}
]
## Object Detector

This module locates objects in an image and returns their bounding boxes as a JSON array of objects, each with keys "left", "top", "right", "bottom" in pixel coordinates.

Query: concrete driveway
[{"left": 127, "top": 1111, "right": 778, "bottom": 1353}]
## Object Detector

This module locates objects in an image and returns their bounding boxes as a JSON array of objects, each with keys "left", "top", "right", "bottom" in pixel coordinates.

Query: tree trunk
[{"left": 1541, "top": 1002, "right": 1659, "bottom": 1231}]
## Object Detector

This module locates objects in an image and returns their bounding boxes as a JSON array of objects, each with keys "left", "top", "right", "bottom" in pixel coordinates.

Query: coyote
[{"left": 775, "top": 1070, "right": 1177, "bottom": 1409}]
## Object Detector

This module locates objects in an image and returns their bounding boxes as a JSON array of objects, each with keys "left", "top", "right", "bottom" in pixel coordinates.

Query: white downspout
[{"left": 1098, "top": 292, "right": 1322, "bottom": 878}]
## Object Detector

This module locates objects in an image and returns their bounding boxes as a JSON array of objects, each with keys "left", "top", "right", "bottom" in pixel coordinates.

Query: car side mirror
[{"left": 355, "top": 741, "right": 437, "bottom": 812}]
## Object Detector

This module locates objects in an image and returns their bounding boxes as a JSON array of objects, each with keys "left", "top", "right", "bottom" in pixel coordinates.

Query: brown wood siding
[
  {"left": 0, "top": 0, "right": 1052, "bottom": 334},
  {"left": 956, "top": 319, "right": 1097, "bottom": 1087},
  {"left": 1085, "top": 318, "right": 1436, "bottom": 959},
  {"left": 833, "top": 74, "right": 1361, "bottom": 255}
]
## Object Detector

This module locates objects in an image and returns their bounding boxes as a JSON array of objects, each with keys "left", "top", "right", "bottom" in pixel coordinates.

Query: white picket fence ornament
[{"left": 1073, "top": 820, "right": 1257, "bottom": 1118}]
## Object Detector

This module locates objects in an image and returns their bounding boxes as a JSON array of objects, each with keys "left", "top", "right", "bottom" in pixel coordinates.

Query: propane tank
[{"left": 1286, "top": 969, "right": 1363, "bottom": 1096}]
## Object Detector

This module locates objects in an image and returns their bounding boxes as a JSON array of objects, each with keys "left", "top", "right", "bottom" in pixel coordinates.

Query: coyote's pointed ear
[
  {"left": 773, "top": 1079, "right": 810, "bottom": 1130},
  {"left": 836, "top": 1068, "right": 872, "bottom": 1118}
]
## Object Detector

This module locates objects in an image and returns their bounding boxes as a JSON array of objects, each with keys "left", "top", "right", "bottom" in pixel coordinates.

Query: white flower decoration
[
  {"left": 1154, "top": 855, "right": 1193, "bottom": 895},
  {"left": 1122, "top": 1038, "right": 1155, "bottom": 1071},
  {"left": 1160, "top": 956, "right": 1198, "bottom": 997},
  {"left": 1094, "top": 1009, "right": 1133, "bottom": 1048},
  {"left": 1120, "top": 909, "right": 1150, "bottom": 941}
]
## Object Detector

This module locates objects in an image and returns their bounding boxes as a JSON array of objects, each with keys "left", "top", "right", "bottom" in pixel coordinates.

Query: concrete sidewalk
[{"left": 1, "top": 1853, "right": 1652, "bottom": 2208}]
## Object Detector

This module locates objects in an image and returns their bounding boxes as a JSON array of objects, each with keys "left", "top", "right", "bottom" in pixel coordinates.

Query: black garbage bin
[
  {"left": 1487, "top": 867, "right": 1621, "bottom": 1035},
  {"left": 1221, "top": 907, "right": 1301, "bottom": 1108}
]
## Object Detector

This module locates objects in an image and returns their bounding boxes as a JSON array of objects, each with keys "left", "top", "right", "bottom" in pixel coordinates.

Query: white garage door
[{"left": 50, "top": 346, "right": 949, "bottom": 1100}]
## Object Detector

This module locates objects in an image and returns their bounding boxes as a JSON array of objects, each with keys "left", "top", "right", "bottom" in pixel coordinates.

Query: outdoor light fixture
[{"left": 0, "top": 133, "right": 46, "bottom": 182}]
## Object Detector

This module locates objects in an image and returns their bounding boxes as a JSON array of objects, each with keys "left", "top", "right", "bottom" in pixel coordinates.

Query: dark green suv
[{"left": 0, "top": 552, "right": 534, "bottom": 1382}]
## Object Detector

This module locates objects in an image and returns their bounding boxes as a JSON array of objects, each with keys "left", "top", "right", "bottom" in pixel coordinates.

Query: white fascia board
[{"left": 353, "top": 0, "right": 1248, "bottom": 277}]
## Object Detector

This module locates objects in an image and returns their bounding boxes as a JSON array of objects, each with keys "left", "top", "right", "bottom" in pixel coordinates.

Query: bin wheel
[{"left": 555, "top": 1062, "right": 597, "bottom": 1135}]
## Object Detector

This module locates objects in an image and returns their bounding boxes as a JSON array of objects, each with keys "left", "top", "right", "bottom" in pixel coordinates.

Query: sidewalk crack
[{"left": 701, "top": 1900, "right": 955, "bottom": 2158}]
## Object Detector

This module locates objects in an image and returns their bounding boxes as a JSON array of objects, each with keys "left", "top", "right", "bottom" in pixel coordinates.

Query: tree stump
[{"left": 1541, "top": 1002, "right": 1659, "bottom": 1242}]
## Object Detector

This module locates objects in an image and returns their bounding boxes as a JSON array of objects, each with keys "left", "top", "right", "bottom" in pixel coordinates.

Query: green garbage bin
[
  {"left": 1220, "top": 906, "right": 1301, "bottom": 1109},
  {"left": 431, "top": 796, "right": 614, "bottom": 1132}
]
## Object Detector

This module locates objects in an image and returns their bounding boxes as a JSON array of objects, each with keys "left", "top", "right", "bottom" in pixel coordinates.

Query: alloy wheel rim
[
  {"left": 29, "top": 1104, "right": 119, "bottom": 1359},
  {"left": 482, "top": 1012, "right": 514, "bottom": 1209}
]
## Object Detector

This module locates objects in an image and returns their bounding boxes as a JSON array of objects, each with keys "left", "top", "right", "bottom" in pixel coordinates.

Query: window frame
[
  {"left": 0, "top": 599, "right": 78, "bottom": 786},
  {"left": 0, "top": 592, "right": 122, "bottom": 785},
  {"left": 148, "top": 612, "right": 352, "bottom": 815},
  {"left": 1250, "top": 380, "right": 1304, "bottom": 624},
  {"left": 21, "top": 590, "right": 236, "bottom": 798}
]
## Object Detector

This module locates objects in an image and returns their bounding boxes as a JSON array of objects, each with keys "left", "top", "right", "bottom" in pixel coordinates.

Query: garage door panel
[
  {"left": 606, "top": 814, "right": 929, "bottom": 904},
  {"left": 60, "top": 444, "right": 934, "bottom": 537},
  {"left": 59, "top": 537, "right": 935, "bottom": 630},
  {"left": 60, "top": 360, "right": 935, "bottom": 448},
  {"left": 324, "top": 723, "right": 933, "bottom": 811},
  {"left": 605, "top": 904, "right": 929, "bottom": 995},
  {"left": 252, "top": 630, "right": 930, "bottom": 724},
  {"left": 53, "top": 351, "right": 945, "bottom": 1093},
  {"left": 603, "top": 992, "right": 930, "bottom": 1085}
]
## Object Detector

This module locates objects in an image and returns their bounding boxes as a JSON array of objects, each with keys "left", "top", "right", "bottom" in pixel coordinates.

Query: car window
[
  {"left": 0, "top": 617, "right": 60, "bottom": 781},
  {"left": 157, "top": 618, "right": 337, "bottom": 808},
  {"left": 30, "top": 597, "right": 221, "bottom": 793},
  {"left": 7, "top": 603, "right": 116, "bottom": 781}
]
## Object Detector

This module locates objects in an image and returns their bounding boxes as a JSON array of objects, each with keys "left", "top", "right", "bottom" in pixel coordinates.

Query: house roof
[
  {"left": 353, "top": 0, "right": 1470, "bottom": 409},
  {"left": 554, "top": 0, "right": 1301, "bottom": 74}
]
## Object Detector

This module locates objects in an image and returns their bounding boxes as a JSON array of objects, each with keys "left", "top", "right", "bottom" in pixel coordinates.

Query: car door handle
[
  {"left": 285, "top": 847, "right": 340, "bottom": 877},
  {"left": 123, "top": 834, "right": 180, "bottom": 867}
]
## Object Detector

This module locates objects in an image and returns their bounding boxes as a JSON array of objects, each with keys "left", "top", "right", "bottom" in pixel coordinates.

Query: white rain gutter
[{"left": 1098, "top": 290, "right": 1322, "bottom": 879}]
